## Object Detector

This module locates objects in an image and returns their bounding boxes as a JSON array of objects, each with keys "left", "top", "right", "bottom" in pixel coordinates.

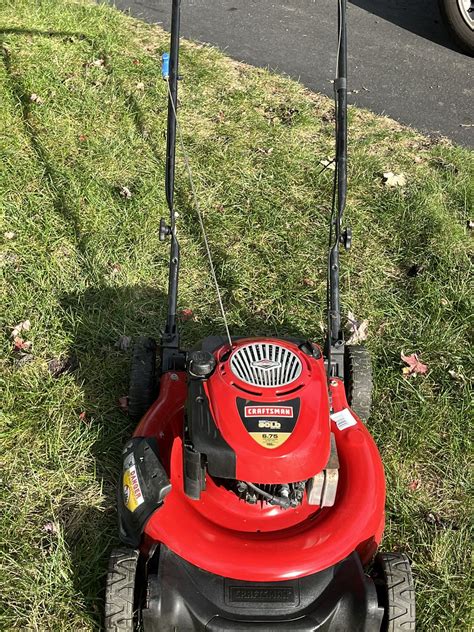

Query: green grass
[{"left": 0, "top": 0, "right": 472, "bottom": 629}]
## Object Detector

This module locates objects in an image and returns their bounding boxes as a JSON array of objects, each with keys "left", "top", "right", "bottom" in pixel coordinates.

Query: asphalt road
[{"left": 110, "top": 0, "right": 473, "bottom": 146}]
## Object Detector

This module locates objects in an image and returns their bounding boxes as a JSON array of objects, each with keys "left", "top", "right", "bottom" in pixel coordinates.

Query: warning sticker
[
  {"left": 331, "top": 408, "right": 357, "bottom": 431},
  {"left": 122, "top": 453, "right": 144, "bottom": 512}
]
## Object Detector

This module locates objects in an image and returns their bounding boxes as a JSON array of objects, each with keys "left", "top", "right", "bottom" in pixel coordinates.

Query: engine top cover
[
  {"left": 204, "top": 337, "right": 331, "bottom": 483},
  {"left": 230, "top": 341, "right": 303, "bottom": 388}
]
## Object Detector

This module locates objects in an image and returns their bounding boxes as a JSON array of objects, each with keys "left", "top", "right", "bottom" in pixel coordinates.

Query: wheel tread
[
  {"left": 105, "top": 548, "right": 139, "bottom": 631},
  {"left": 374, "top": 552, "right": 416, "bottom": 631}
]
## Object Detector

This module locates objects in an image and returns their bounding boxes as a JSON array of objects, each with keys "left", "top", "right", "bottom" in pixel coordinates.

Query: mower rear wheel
[
  {"left": 128, "top": 336, "right": 158, "bottom": 424},
  {"left": 344, "top": 345, "right": 373, "bottom": 421},
  {"left": 372, "top": 552, "right": 416, "bottom": 632},
  {"left": 105, "top": 548, "right": 139, "bottom": 632}
]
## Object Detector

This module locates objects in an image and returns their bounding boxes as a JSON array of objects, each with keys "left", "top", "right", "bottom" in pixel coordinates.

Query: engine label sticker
[
  {"left": 331, "top": 408, "right": 358, "bottom": 431},
  {"left": 123, "top": 453, "right": 144, "bottom": 512},
  {"left": 237, "top": 398, "right": 300, "bottom": 449}
]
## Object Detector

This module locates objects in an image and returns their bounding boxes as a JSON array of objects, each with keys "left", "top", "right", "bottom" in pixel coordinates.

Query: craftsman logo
[
  {"left": 245, "top": 406, "right": 292, "bottom": 418},
  {"left": 229, "top": 586, "right": 295, "bottom": 603},
  {"left": 238, "top": 398, "right": 301, "bottom": 449},
  {"left": 250, "top": 359, "right": 281, "bottom": 370}
]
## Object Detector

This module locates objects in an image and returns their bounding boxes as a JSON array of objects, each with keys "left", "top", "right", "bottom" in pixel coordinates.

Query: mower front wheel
[
  {"left": 128, "top": 337, "right": 158, "bottom": 424},
  {"left": 372, "top": 552, "right": 416, "bottom": 632},
  {"left": 344, "top": 345, "right": 373, "bottom": 421},
  {"left": 105, "top": 548, "right": 139, "bottom": 632}
]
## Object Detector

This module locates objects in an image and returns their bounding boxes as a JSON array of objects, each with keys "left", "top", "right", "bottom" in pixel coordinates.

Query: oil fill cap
[{"left": 188, "top": 351, "right": 216, "bottom": 378}]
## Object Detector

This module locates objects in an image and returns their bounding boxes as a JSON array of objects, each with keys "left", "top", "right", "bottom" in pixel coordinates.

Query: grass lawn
[{"left": 0, "top": 0, "right": 472, "bottom": 629}]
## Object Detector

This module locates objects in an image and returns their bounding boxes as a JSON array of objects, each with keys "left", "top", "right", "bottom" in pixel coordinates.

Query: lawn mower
[{"left": 105, "top": 1, "right": 415, "bottom": 630}]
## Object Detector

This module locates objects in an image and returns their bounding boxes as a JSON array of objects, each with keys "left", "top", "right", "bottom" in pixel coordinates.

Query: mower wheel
[
  {"left": 128, "top": 336, "right": 158, "bottom": 423},
  {"left": 372, "top": 552, "right": 416, "bottom": 632},
  {"left": 344, "top": 345, "right": 372, "bottom": 421},
  {"left": 105, "top": 548, "right": 139, "bottom": 632}
]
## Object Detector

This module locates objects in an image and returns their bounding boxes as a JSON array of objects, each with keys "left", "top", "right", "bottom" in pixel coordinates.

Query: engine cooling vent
[{"left": 230, "top": 342, "right": 302, "bottom": 388}]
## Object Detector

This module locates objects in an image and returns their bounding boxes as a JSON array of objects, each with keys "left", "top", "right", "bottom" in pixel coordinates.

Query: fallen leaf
[
  {"left": 87, "top": 58, "right": 105, "bottom": 68},
  {"left": 408, "top": 479, "right": 421, "bottom": 491},
  {"left": 256, "top": 147, "right": 273, "bottom": 155},
  {"left": 118, "top": 186, "right": 132, "bottom": 199},
  {"left": 135, "top": 81, "right": 145, "bottom": 90},
  {"left": 13, "top": 337, "right": 32, "bottom": 352},
  {"left": 30, "top": 93, "right": 44, "bottom": 104},
  {"left": 180, "top": 308, "right": 194, "bottom": 321},
  {"left": 425, "top": 512, "right": 445, "bottom": 528},
  {"left": 448, "top": 369, "right": 465, "bottom": 382},
  {"left": 78, "top": 134, "right": 87, "bottom": 142},
  {"left": 47, "top": 355, "right": 78, "bottom": 378},
  {"left": 383, "top": 171, "right": 406, "bottom": 188},
  {"left": 4, "top": 231, "right": 15, "bottom": 240},
  {"left": 110, "top": 262, "right": 121, "bottom": 275},
  {"left": 303, "top": 277, "right": 315, "bottom": 287},
  {"left": 346, "top": 311, "right": 369, "bottom": 345},
  {"left": 132, "top": 58, "right": 141, "bottom": 65},
  {"left": 43, "top": 521, "right": 58, "bottom": 535},
  {"left": 11, "top": 319, "right": 31, "bottom": 338},
  {"left": 118, "top": 396, "right": 129, "bottom": 412},
  {"left": 320, "top": 158, "right": 336, "bottom": 171},
  {"left": 401, "top": 352, "right": 428, "bottom": 376},
  {"left": 115, "top": 335, "right": 131, "bottom": 351}
]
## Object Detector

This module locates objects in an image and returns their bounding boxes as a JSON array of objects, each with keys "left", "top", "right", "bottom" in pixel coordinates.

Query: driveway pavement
[{"left": 110, "top": 0, "right": 473, "bottom": 146}]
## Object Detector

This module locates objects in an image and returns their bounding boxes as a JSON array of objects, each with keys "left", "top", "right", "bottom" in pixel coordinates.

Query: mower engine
[{"left": 183, "top": 338, "right": 339, "bottom": 511}]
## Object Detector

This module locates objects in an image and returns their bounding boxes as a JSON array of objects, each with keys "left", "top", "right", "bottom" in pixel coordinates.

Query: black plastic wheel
[
  {"left": 372, "top": 552, "right": 416, "bottom": 631},
  {"left": 344, "top": 345, "right": 373, "bottom": 421},
  {"left": 105, "top": 548, "right": 139, "bottom": 632},
  {"left": 128, "top": 337, "right": 157, "bottom": 424},
  {"left": 439, "top": 0, "right": 474, "bottom": 55}
]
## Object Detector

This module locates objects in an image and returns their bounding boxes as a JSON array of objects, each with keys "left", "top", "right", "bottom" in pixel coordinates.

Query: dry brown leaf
[
  {"left": 13, "top": 337, "right": 32, "bottom": 351},
  {"left": 43, "top": 521, "right": 58, "bottom": 535},
  {"left": 401, "top": 352, "right": 428, "bottom": 376},
  {"left": 119, "top": 186, "right": 132, "bottom": 199},
  {"left": 320, "top": 158, "right": 336, "bottom": 171},
  {"left": 346, "top": 311, "right": 369, "bottom": 345},
  {"left": 11, "top": 320, "right": 31, "bottom": 338},
  {"left": 118, "top": 396, "right": 129, "bottom": 412},
  {"left": 408, "top": 479, "right": 421, "bottom": 491},
  {"left": 30, "top": 93, "right": 43, "bottom": 104},
  {"left": 180, "top": 308, "right": 194, "bottom": 321},
  {"left": 383, "top": 171, "right": 406, "bottom": 188}
]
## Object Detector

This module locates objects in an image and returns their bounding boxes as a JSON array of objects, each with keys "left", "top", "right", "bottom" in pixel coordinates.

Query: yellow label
[
  {"left": 123, "top": 463, "right": 144, "bottom": 512},
  {"left": 249, "top": 432, "right": 291, "bottom": 449}
]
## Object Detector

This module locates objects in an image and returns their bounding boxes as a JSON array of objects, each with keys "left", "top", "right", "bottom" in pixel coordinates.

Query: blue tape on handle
[{"left": 162, "top": 52, "right": 170, "bottom": 80}]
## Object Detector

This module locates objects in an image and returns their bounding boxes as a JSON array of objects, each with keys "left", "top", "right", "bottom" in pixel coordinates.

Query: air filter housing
[{"left": 230, "top": 342, "right": 303, "bottom": 388}]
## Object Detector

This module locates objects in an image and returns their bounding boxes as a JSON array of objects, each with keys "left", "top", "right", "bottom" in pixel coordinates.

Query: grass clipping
[{"left": 0, "top": 0, "right": 473, "bottom": 630}]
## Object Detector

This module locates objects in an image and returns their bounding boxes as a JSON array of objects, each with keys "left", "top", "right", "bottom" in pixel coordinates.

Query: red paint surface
[{"left": 135, "top": 347, "right": 385, "bottom": 581}]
